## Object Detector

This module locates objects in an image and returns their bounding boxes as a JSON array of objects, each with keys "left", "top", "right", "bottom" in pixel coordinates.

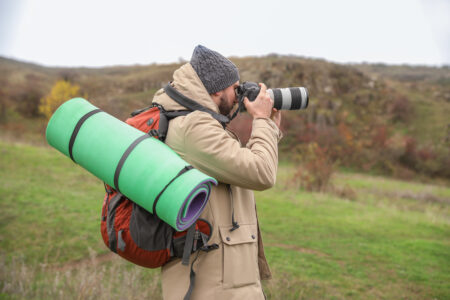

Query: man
[{"left": 152, "top": 45, "right": 282, "bottom": 299}]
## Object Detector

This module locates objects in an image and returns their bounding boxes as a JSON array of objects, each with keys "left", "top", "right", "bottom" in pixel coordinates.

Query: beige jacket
[{"left": 153, "top": 63, "right": 282, "bottom": 300}]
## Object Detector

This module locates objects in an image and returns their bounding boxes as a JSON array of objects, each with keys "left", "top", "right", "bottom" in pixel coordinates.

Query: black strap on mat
[
  {"left": 68, "top": 108, "right": 102, "bottom": 162},
  {"left": 152, "top": 165, "right": 194, "bottom": 215},
  {"left": 163, "top": 83, "right": 230, "bottom": 127},
  {"left": 113, "top": 135, "right": 151, "bottom": 193}
]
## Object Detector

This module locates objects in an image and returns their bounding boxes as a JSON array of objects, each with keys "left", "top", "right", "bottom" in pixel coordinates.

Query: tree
[
  {"left": 39, "top": 80, "right": 84, "bottom": 119},
  {"left": 14, "top": 74, "right": 44, "bottom": 118}
]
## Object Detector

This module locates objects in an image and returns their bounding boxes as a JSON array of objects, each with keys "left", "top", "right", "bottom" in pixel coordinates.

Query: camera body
[{"left": 235, "top": 82, "right": 309, "bottom": 110}]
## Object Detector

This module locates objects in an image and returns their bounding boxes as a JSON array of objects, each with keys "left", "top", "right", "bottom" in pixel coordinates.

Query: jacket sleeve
[{"left": 181, "top": 111, "right": 282, "bottom": 191}]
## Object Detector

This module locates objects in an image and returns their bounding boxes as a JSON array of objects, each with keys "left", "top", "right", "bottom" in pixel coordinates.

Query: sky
[{"left": 0, "top": 0, "right": 449, "bottom": 68}]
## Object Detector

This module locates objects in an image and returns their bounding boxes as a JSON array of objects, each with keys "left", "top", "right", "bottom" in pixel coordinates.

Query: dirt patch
[
  {"left": 268, "top": 243, "right": 330, "bottom": 257},
  {"left": 394, "top": 191, "right": 450, "bottom": 205},
  {"left": 268, "top": 243, "right": 346, "bottom": 268}
]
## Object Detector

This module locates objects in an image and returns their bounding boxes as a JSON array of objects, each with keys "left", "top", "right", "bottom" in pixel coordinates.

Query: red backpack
[{"left": 100, "top": 103, "right": 218, "bottom": 269}]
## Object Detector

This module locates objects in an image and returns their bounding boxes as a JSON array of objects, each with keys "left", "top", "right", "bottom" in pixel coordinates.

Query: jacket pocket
[{"left": 219, "top": 224, "right": 259, "bottom": 288}]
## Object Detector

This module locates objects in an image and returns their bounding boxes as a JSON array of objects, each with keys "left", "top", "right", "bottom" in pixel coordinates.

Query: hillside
[
  {"left": 1, "top": 56, "right": 449, "bottom": 299},
  {"left": 1, "top": 55, "right": 449, "bottom": 179}
]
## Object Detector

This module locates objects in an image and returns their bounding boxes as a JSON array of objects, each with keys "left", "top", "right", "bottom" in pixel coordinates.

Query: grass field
[{"left": 1, "top": 140, "right": 449, "bottom": 299}]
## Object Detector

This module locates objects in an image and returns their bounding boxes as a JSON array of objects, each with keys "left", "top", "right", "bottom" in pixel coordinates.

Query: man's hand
[
  {"left": 270, "top": 108, "right": 281, "bottom": 129},
  {"left": 244, "top": 83, "right": 273, "bottom": 119}
]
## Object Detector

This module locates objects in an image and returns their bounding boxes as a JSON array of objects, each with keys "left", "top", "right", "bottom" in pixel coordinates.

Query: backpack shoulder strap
[
  {"left": 163, "top": 83, "right": 230, "bottom": 127},
  {"left": 157, "top": 110, "right": 191, "bottom": 142}
]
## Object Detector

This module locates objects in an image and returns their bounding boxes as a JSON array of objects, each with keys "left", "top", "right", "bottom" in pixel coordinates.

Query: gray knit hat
[{"left": 190, "top": 45, "right": 240, "bottom": 94}]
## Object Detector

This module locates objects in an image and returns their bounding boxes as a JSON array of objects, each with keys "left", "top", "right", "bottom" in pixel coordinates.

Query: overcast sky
[{"left": 0, "top": 0, "right": 449, "bottom": 67}]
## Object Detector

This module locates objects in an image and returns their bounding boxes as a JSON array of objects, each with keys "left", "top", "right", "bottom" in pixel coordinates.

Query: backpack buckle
[
  {"left": 200, "top": 243, "right": 219, "bottom": 252},
  {"left": 148, "top": 129, "right": 159, "bottom": 137}
]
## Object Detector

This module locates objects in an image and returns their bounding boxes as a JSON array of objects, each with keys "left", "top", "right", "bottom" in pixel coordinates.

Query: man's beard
[{"left": 218, "top": 95, "right": 236, "bottom": 117}]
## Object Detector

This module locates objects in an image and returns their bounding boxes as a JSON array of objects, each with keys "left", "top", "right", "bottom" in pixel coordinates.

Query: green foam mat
[{"left": 46, "top": 97, "right": 217, "bottom": 231}]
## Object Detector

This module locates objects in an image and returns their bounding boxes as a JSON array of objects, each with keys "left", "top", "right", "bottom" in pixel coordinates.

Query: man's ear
[
  {"left": 211, "top": 91, "right": 222, "bottom": 97},
  {"left": 210, "top": 91, "right": 223, "bottom": 104}
]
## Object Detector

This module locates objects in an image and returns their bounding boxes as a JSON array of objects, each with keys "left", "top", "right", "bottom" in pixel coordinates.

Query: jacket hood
[{"left": 152, "top": 63, "right": 220, "bottom": 113}]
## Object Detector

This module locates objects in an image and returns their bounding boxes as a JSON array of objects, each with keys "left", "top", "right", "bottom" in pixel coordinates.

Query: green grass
[
  {"left": 0, "top": 141, "right": 106, "bottom": 264},
  {"left": 258, "top": 188, "right": 449, "bottom": 299},
  {"left": 1, "top": 140, "right": 449, "bottom": 299}
]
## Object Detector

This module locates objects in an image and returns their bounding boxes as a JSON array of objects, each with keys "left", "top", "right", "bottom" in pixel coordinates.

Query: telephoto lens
[
  {"left": 236, "top": 82, "right": 309, "bottom": 110},
  {"left": 268, "top": 87, "right": 309, "bottom": 110}
]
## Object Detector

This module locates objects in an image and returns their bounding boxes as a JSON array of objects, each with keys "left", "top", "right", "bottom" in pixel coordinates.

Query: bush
[
  {"left": 388, "top": 94, "right": 413, "bottom": 122},
  {"left": 332, "top": 184, "right": 358, "bottom": 201},
  {"left": 399, "top": 137, "right": 417, "bottom": 169},
  {"left": 13, "top": 86, "right": 43, "bottom": 118},
  {"left": 292, "top": 143, "right": 334, "bottom": 192},
  {"left": 39, "top": 80, "right": 84, "bottom": 119},
  {"left": 415, "top": 144, "right": 450, "bottom": 178}
]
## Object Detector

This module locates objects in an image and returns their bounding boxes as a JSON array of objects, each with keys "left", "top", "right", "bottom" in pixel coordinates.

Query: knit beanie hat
[{"left": 190, "top": 45, "right": 240, "bottom": 94}]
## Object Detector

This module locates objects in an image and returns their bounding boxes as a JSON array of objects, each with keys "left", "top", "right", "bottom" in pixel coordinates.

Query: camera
[{"left": 235, "top": 82, "right": 309, "bottom": 110}]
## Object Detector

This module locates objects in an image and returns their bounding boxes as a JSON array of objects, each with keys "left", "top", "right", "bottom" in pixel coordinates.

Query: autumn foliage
[
  {"left": 1, "top": 56, "right": 448, "bottom": 180},
  {"left": 39, "top": 80, "right": 84, "bottom": 119}
]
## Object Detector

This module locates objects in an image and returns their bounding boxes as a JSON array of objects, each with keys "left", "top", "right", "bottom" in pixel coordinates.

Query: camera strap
[
  {"left": 229, "top": 94, "right": 246, "bottom": 122},
  {"left": 164, "top": 83, "right": 230, "bottom": 128}
]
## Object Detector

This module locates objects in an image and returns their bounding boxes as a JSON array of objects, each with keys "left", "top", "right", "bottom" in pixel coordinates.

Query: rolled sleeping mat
[{"left": 46, "top": 97, "right": 217, "bottom": 231}]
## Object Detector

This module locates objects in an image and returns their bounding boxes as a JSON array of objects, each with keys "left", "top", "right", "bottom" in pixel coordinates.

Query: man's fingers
[{"left": 258, "top": 83, "right": 267, "bottom": 94}]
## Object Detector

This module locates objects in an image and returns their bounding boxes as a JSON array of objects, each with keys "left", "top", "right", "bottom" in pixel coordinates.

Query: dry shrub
[
  {"left": 388, "top": 94, "right": 413, "bottom": 122},
  {"left": 391, "top": 165, "right": 416, "bottom": 180},
  {"left": 415, "top": 144, "right": 450, "bottom": 178},
  {"left": 396, "top": 137, "right": 450, "bottom": 178},
  {"left": 400, "top": 137, "right": 417, "bottom": 168},
  {"left": 293, "top": 143, "right": 334, "bottom": 192},
  {"left": 285, "top": 118, "right": 352, "bottom": 165},
  {"left": 332, "top": 184, "right": 358, "bottom": 201},
  {"left": 13, "top": 86, "right": 43, "bottom": 118},
  {"left": 371, "top": 125, "right": 389, "bottom": 149}
]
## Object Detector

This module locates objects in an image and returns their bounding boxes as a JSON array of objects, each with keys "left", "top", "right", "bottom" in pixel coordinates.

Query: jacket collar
[{"left": 153, "top": 63, "right": 220, "bottom": 114}]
